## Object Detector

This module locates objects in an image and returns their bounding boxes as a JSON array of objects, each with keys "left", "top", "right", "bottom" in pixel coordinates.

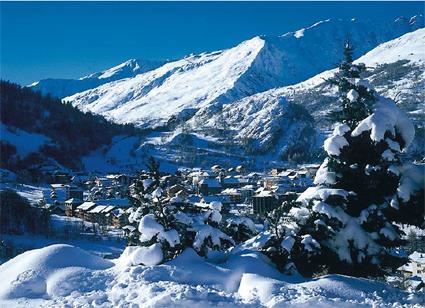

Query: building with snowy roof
[
  {"left": 198, "top": 178, "right": 222, "bottom": 195},
  {"left": 398, "top": 251, "right": 425, "bottom": 283}
]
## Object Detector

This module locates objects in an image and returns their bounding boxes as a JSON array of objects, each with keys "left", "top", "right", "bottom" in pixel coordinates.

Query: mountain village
[{"left": 1, "top": 8, "right": 424, "bottom": 307}]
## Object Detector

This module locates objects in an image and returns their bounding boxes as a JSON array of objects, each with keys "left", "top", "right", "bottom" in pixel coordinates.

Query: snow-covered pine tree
[
  {"left": 263, "top": 43, "right": 423, "bottom": 277},
  {"left": 125, "top": 157, "right": 189, "bottom": 263},
  {"left": 192, "top": 201, "right": 234, "bottom": 257},
  {"left": 225, "top": 215, "right": 257, "bottom": 243},
  {"left": 293, "top": 43, "right": 423, "bottom": 276},
  {"left": 327, "top": 41, "right": 373, "bottom": 129},
  {"left": 259, "top": 199, "right": 326, "bottom": 276},
  {"left": 126, "top": 158, "right": 235, "bottom": 264}
]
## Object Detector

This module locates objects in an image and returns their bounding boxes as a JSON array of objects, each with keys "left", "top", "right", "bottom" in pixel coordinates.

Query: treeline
[
  {"left": 0, "top": 80, "right": 139, "bottom": 170},
  {"left": 0, "top": 189, "right": 50, "bottom": 235}
]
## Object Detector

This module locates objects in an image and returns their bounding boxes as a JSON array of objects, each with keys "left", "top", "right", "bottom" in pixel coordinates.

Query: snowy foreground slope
[
  {"left": 1, "top": 244, "right": 423, "bottom": 307},
  {"left": 59, "top": 17, "right": 422, "bottom": 128}
]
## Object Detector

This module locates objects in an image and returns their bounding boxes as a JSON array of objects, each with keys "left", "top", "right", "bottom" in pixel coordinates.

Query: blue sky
[{"left": 1, "top": 2, "right": 423, "bottom": 85}]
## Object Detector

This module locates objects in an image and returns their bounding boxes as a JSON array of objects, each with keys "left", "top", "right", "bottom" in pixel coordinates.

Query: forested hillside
[{"left": 0, "top": 81, "right": 138, "bottom": 172}]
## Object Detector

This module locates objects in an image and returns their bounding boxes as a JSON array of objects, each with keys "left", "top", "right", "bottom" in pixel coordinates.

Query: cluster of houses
[
  {"left": 40, "top": 173, "right": 134, "bottom": 227},
  {"left": 38, "top": 163, "right": 320, "bottom": 229},
  {"left": 160, "top": 164, "right": 318, "bottom": 215}
]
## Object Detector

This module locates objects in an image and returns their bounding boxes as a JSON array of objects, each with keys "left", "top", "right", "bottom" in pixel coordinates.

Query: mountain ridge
[{"left": 57, "top": 16, "right": 423, "bottom": 128}]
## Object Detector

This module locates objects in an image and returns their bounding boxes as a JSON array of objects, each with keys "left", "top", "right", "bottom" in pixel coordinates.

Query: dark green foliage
[
  {"left": 0, "top": 80, "right": 138, "bottom": 171},
  {"left": 0, "top": 189, "right": 50, "bottom": 235},
  {"left": 146, "top": 156, "right": 161, "bottom": 184},
  {"left": 326, "top": 42, "right": 375, "bottom": 128},
  {"left": 0, "top": 141, "right": 17, "bottom": 169},
  {"left": 225, "top": 220, "right": 257, "bottom": 243},
  {"left": 279, "top": 103, "right": 317, "bottom": 163}
]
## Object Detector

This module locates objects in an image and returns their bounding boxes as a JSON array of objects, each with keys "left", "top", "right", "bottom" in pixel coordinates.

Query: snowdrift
[
  {"left": 0, "top": 244, "right": 113, "bottom": 299},
  {"left": 1, "top": 244, "right": 423, "bottom": 307}
]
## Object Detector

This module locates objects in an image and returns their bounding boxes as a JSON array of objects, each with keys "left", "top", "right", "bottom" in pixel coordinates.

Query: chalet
[
  {"left": 398, "top": 251, "right": 425, "bottom": 283},
  {"left": 64, "top": 198, "right": 83, "bottom": 217},
  {"left": 75, "top": 201, "right": 97, "bottom": 220},
  {"left": 262, "top": 176, "right": 290, "bottom": 189},
  {"left": 87, "top": 205, "right": 116, "bottom": 224},
  {"left": 300, "top": 163, "right": 321, "bottom": 177},
  {"left": 168, "top": 184, "right": 187, "bottom": 197},
  {"left": 199, "top": 178, "right": 222, "bottom": 195},
  {"left": 106, "top": 174, "right": 133, "bottom": 186},
  {"left": 45, "top": 202, "right": 66, "bottom": 216},
  {"left": 252, "top": 190, "right": 278, "bottom": 215},
  {"left": 280, "top": 192, "right": 299, "bottom": 202},
  {"left": 222, "top": 176, "right": 242, "bottom": 189},
  {"left": 271, "top": 167, "right": 286, "bottom": 177},
  {"left": 221, "top": 188, "right": 242, "bottom": 203},
  {"left": 94, "top": 177, "right": 113, "bottom": 188},
  {"left": 240, "top": 185, "right": 255, "bottom": 200},
  {"left": 405, "top": 276, "right": 425, "bottom": 291},
  {"left": 47, "top": 184, "right": 84, "bottom": 203},
  {"left": 296, "top": 170, "right": 309, "bottom": 179},
  {"left": 111, "top": 208, "right": 128, "bottom": 227},
  {"left": 189, "top": 170, "right": 213, "bottom": 186}
]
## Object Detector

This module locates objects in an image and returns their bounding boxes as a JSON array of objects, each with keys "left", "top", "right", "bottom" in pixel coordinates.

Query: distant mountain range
[{"left": 29, "top": 59, "right": 166, "bottom": 99}]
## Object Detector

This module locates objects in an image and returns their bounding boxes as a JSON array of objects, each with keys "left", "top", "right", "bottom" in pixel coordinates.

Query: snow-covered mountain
[
  {"left": 29, "top": 59, "right": 166, "bottom": 98},
  {"left": 182, "top": 27, "right": 425, "bottom": 160},
  {"left": 226, "top": 27, "right": 425, "bottom": 127},
  {"left": 59, "top": 16, "right": 422, "bottom": 128}
]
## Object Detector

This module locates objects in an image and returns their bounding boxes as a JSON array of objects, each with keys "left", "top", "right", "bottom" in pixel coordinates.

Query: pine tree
[
  {"left": 327, "top": 41, "right": 374, "bottom": 129},
  {"left": 193, "top": 201, "right": 234, "bottom": 257},
  {"left": 298, "top": 43, "right": 423, "bottom": 276},
  {"left": 127, "top": 173, "right": 187, "bottom": 264},
  {"left": 127, "top": 168, "right": 235, "bottom": 263},
  {"left": 265, "top": 43, "right": 424, "bottom": 278},
  {"left": 146, "top": 156, "right": 161, "bottom": 185},
  {"left": 225, "top": 216, "right": 257, "bottom": 243}
]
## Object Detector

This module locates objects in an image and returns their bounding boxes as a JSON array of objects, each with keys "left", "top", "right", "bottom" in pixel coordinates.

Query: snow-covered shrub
[
  {"left": 127, "top": 162, "right": 236, "bottom": 263},
  {"left": 260, "top": 200, "right": 328, "bottom": 276},
  {"left": 191, "top": 224, "right": 234, "bottom": 257},
  {"left": 225, "top": 216, "right": 257, "bottom": 243},
  {"left": 125, "top": 158, "right": 188, "bottom": 263},
  {"left": 191, "top": 201, "right": 235, "bottom": 257}
]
